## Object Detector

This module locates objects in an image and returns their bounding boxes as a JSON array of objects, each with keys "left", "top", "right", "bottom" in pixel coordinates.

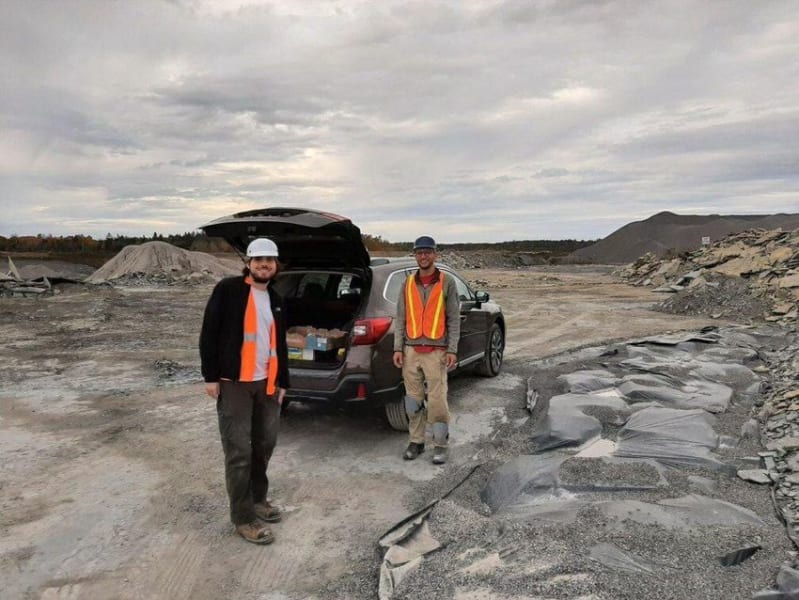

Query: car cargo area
[{"left": 275, "top": 271, "right": 365, "bottom": 368}]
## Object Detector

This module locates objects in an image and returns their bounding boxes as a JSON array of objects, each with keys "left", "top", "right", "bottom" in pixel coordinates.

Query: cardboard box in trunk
[{"left": 288, "top": 326, "right": 348, "bottom": 355}]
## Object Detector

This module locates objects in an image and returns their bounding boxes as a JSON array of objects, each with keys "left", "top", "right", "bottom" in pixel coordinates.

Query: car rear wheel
[
  {"left": 475, "top": 322, "right": 504, "bottom": 377},
  {"left": 385, "top": 400, "right": 409, "bottom": 431}
]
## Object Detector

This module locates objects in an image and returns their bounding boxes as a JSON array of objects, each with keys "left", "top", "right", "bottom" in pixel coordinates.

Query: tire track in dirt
[
  {"left": 240, "top": 528, "right": 306, "bottom": 590},
  {"left": 154, "top": 531, "right": 209, "bottom": 600},
  {"left": 240, "top": 477, "right": 349, "bottom": 591},
  {"left": 40, "top": 583, "right": 83, "bottom": 600},
  {"left": 505, "top": 313, "right": 586, "bottom": 357}
]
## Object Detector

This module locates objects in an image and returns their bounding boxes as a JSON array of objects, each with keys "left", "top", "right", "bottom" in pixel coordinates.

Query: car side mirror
[{"left": 475, "top": 290, "right": 489, "bottom": 304}]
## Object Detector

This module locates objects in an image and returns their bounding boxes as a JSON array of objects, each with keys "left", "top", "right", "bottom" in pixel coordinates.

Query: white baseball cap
[{"left": 246, "top": 237, "right": 279, "bottom": 258}]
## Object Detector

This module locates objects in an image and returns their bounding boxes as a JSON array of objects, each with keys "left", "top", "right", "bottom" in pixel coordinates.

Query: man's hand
[
  {"left": 446, "top": 352, "right": 457, "bottom": 369},
  {"left": 205, "top": 382, "right": 219, "bottom": 399},
  {"left": 393, "top": 351, "right": 404, "bottom": 368},
  {"left": 277, "top": 387, "right": 287, "bottom": 405}
]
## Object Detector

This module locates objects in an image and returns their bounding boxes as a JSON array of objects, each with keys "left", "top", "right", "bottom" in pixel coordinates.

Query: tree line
[
  {"left": 0, "top": 232, "right": 228, "bottom": 254},
  {"left": 0, "top": 232, "right": 594, "bottom": 257}
]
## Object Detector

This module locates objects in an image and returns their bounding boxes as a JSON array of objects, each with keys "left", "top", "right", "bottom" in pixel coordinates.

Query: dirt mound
[
  {"left": 87, "top": 241, "right": 240, "bottom": 285},
  {"left": 439, "top": 250, "right": 548, "bottom": 269},
  {"left": 618, "top": 227, "right": 799, "bottom": 323},
  {"left": 570, "top": 211, "right": 799, "bottom": 264}
]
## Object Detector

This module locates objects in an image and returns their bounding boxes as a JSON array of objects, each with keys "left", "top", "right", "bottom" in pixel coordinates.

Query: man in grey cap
[
  {"left": 199, "top": 237, "right": 290, "bottom": 544},
  {"left": 392, "top": 235, "right": 460, "bottom": 464}
]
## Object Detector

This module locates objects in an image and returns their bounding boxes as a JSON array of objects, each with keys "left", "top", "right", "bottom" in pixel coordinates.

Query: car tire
[
  {"left": 475, "top": 322, "right": 504, "bottom": 377},
  {"left": 385, "top": 400, "right": 409, "bottom": 431}
]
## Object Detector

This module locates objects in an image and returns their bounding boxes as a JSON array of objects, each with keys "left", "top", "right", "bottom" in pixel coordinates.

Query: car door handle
[{"left": 460, "top": 315, "right": 467, "bottom": 321}]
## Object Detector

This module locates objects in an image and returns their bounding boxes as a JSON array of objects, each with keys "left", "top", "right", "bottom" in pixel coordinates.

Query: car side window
[
  {"left": 384, "top": 269, "right": 414, "bottom": 303},
  {"left": 446, "top": 271, "right": 475, "bottom": 302}
]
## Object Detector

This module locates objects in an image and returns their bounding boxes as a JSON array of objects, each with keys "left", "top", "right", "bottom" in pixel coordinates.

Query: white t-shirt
[{"left": 251, "top": 287, "right": 275, "bottom": 381}]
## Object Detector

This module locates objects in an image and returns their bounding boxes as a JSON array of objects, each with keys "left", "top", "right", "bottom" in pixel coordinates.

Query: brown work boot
[
  {"left": 254, "top": 500, "right": 282, "bottom": 523},
  {"left": 236, "top": 521, "right": 274, "bottom": 544}
]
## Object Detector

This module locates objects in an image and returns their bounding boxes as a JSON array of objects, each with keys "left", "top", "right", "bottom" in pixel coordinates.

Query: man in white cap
[
  {"left": 393, "top": 235, "right": 460, "bottom": 465},
  {"left": 199, "top": 237, "right": 290, "bottom": 544}
]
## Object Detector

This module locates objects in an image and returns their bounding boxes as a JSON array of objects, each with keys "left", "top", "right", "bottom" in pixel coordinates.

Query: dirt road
[{"left": 0, "top": 267, "right": 715, "bottom": 599}]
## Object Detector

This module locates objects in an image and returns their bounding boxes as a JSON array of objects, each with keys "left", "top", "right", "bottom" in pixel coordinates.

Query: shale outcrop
[{"left": 618, "top": 228, "right": 799, "bottom": 324}]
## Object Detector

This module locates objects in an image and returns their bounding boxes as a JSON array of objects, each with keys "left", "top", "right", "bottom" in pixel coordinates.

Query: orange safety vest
[
  {"left": 239, "top": 284, "right": 278, "bottom": 394},
  {"left": 405, "top": 272, "right": 446, "bottom": 340}
]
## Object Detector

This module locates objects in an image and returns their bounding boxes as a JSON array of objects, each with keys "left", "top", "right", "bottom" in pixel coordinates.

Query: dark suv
[{"left": 201, "top": 207, "right": 505, "bottom": 430}]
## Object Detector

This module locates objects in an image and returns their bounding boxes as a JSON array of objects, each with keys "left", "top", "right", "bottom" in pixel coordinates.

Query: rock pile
[
  {"left": 438, "top": 250, "right": 548, "bottom": 270},
  {"left": 753, "top": 335, "right": 799, "bottom": 520},
  {"left": 618, "top": 228, "right": 799, "bottom": 324},
  {"left": 1, "top": 257, "right": 84, "bottom": 296},
  {"left": 569, "top": 211, "right": 799, "bottom": 264},
  {"left": 86, "top": 241, "right": 239, "bottom": 286},
  {"left": 749, "top": 329, "right": 799, "bottom": 598}
]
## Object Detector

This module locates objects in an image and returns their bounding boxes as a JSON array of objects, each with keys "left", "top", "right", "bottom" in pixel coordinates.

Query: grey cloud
[
  {"left": 618, "top": 113, "right": 799, "bottom": 157},
  {"left": 153, "top": 77, "right": 330, "bottom": 125},
  {"left": 1, "top": 0, "right": 798, "bottom": 240},
  {"left": 533, "top": 169, "right": 571, "bottom": 179}
]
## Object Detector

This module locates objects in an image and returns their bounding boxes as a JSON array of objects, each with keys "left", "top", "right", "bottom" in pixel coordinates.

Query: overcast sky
[{"left": 1, "top": 0, "right": 797, "bottom": 242}]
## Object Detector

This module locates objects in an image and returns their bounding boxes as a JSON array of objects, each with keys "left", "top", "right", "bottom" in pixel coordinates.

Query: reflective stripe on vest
[
  {"left": 240, "top": 286, "right": 279, "bottom": 394},
  {"left": 405, "top": 272, "right": 446, "bottom": 340}
]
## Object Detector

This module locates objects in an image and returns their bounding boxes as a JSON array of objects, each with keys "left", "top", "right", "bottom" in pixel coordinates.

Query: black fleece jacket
[{"left": 199, "top": 275, "right": 290, "bottom": 389}]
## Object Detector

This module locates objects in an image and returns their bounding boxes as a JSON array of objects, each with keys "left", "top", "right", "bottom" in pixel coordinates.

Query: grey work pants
[{"left": 217, "top": 380, "right": 281, "bottom": 525}]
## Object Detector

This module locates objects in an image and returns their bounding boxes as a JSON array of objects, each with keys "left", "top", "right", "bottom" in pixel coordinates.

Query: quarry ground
[{"left": 0, "top": 266, "right": 718, "bottom": 600}]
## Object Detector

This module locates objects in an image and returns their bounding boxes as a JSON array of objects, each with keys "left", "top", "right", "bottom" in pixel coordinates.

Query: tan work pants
[{"left": 402, "top": 346, "right": 450, "bottom": 446}]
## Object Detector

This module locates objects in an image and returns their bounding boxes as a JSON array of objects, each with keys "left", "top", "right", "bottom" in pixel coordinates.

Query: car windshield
[
  {"left": 275, "top": 272, "right": 363, "bottom": 300},
  {"left": 383, "top": 267, "right": 474, "bottom": 303}
]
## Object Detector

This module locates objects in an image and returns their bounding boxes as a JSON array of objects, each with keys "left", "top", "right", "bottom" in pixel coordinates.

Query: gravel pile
[
  {"left": 657, "top": 272, "right": 773, "bottom": 322},
  {"left": 558, "top": 457, "right": 662, "bottom": 487},
  {"left": 618, "top": 228, "right": 799, "bottom": 325},
  {"left": 86, "top": 241, "right": 239, "bottom": 285},
  {"left": 570, "top": 211, "right": 799, "bottom": 264},
  {"left": 438, "top": 250, "right": 549, "bottom": 270}
]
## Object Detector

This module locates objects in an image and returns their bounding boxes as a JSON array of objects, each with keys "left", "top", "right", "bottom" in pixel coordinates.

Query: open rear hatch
[
  {"left": 200, "top": 207, "right": 371, "bottom": 272},
  {"left": 200, "top": 208, "right": 371, "bottom": 369}
]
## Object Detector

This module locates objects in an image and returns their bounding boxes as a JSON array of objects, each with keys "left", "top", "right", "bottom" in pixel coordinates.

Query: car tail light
[{"left": 352, "top": 317, "right": 393, "bottom": 346}]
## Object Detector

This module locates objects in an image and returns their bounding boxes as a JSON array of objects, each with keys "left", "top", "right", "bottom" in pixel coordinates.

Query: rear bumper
[{"left": 285, "top": 374, "right": 403, "bottom": 405}]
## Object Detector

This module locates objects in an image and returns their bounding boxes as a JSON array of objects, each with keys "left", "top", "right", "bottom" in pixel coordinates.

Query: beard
[{"left": 250, "top": 272, "right": 272, "bottom": 284}]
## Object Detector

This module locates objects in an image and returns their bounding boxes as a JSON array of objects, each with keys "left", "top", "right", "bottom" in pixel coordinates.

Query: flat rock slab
[{"left": 738, "top": 469, "right": 772, "bottom": 485}]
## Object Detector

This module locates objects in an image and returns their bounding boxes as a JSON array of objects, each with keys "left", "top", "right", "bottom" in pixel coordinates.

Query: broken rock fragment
[
  {"left": 737, "top": 469, "right": 772, "bottom": 485},
  {"left": 718, "top": 544, "right": 762, "bottom": 567}
]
